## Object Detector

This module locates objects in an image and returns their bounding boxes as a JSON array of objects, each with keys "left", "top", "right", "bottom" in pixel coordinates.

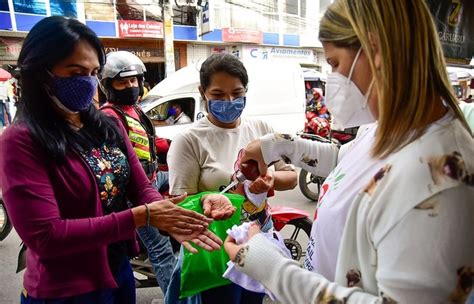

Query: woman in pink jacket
[{"left": 0, "top": 16, "right": 230, "bottom": 304}]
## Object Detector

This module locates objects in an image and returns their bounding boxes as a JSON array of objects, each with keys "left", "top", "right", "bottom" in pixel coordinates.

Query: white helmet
[{"left": 99, "top": 51, "right": 147, "bottom": 100}]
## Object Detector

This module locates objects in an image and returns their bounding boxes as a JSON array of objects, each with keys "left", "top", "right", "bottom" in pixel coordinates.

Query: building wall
[{"left": 0, "top": 0, "right": 329, "bottom": 81}]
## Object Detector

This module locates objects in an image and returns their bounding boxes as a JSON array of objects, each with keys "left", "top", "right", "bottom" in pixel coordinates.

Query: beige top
[{"left": 168, "top": 116, "right": 293, "bottom": 195}]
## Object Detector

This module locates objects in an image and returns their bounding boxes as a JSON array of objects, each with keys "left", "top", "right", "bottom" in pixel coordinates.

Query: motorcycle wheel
[
  {"left": 282, "top": 217, "right": 313, "bottom": 262},
  {"left": 298, "top": 169, "right": 324, "bottom": 201},
  {"left": 0, "top": 199, "right": 13, "bottom": 241}
]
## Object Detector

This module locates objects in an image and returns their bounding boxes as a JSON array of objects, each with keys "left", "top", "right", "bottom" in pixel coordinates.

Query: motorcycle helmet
[
  {"left": 312, "top": 88, "right": 323, "bottom": 100},
  {"left": 99, "top": 51, "right": 147, "bottom": 102}
]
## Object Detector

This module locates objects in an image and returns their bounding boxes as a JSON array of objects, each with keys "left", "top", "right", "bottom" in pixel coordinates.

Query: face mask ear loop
[
  {"left": 203, "top": 94, "right": 211, "bottom": 112},
  {"left": 363, "top": 79, "right": 375, "bottom": 108},
  {"left": 347, "top": 47, "right": 363, "bottom": 84}
]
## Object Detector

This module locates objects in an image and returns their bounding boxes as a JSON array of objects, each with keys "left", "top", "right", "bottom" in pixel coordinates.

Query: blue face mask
[
  {"left": 52, "top": 75, "right": 98, "bottom": 112},
  {"left": 168, "top": 107, "right": 177, "bottom": 116},
  {"left": 207, "top": 96, "right": 246, "bottom": 124}
]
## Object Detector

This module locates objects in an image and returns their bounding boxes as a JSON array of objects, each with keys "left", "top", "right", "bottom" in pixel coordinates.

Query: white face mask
[{"left": 325, "top": 47, "right": 375, "bottom": 129}]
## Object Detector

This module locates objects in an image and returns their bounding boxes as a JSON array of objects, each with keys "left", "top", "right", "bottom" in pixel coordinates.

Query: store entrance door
[{"left": 144, "top": 62, "right": 165, "bottom": 89}]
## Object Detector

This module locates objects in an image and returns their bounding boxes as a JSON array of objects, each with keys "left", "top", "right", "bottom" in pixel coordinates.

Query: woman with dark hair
[
  {"left": 0, "top": 16, "right": 227, "bottom": 303},
  {"left": 165, "top": 53, "right": 297, "bottom": 303}
]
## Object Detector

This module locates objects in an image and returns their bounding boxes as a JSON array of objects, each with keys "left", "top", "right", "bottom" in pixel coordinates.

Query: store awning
[
  {"left": 447, "top": 66, "right": 474, "bottom": 82},
  {"left": 302, "top": 68, "right": 326, "bottom": 82}
]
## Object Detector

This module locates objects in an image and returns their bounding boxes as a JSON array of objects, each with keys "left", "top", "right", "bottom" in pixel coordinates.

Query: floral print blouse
[
  {"left": 80, "top": 144, "right": 130, "bottom": 214},
  {"left": 234, "top": 114, "right": 474, "bottom": 303}
]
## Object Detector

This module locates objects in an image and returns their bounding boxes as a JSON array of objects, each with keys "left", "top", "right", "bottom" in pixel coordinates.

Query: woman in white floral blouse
[{"left": 224, "top": 0, "right": 474, "bottom": 303}]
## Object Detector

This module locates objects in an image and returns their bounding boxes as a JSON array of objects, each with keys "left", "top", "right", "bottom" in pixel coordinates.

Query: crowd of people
[{"left": 0, "top": 0, "right": 473, "bottom": 303}]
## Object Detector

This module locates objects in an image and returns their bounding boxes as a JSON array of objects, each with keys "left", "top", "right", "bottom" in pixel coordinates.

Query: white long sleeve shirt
[{"left": 237, "top": 114, "right": 474, "bottom": 303}]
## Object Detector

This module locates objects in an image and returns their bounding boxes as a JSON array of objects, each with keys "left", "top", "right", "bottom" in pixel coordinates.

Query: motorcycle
[
  {"left": 298, "top": 133, "right": 332, "bottom": 202},
  {"left": 0, "top": 192, "right": 13, "bottom": 241},
  {"left": 131, "top": 203, "right": 313, "bottom": 288}
]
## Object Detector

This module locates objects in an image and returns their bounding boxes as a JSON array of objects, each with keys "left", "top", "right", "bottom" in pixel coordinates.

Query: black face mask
[{"left": 111, "top": 87, "right": 140, "bottom": 105}]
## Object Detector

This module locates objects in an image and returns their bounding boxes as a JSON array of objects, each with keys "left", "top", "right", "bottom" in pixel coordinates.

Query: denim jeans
[
  {"left": 467, "top": 291, "right": 474, "bottom": 304},
  {"left": 165, "top": 249, "right": 201, "bottom": 304},
  {"left": 154, "top": 171, "right": 169, "bottom": 192},
  {"left": 137, "top": 171, "right": 176, "bottom": 294},
  {"left": 20, "top": 257, "right": 135, "bottom": 304},
  {"left": 137, "top": 226, "right": 176, "bottom": 294}
]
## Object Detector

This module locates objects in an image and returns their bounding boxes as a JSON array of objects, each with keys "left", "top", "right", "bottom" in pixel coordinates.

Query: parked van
[{"left": 140, "top": 60, "right": 306, "bottom": 139}]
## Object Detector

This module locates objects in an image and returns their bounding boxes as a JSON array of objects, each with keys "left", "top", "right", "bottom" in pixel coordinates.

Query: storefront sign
[
  {"left": 222, "top": 28, "right": 263, "bottom": 44},
  {"left": 210, "top": 45, "right": 241, "bottom": 58},
  {"left": 200, "top": 0, "right": 214, "bottom": 35},
  {"left": 104, "top": 47, "right": 164, "bottom": 60},
  {"left": 0, "top": 38, "right": 23, "bottom": 62},
  {"left": 118, "top": 20, "right": 163, "bottom": 38},
  {"left": 427, "top": 0, "right": 474, "bottom": 64},
  {"left": 243, "top": 46, "right": 314, "bottom": 64}
]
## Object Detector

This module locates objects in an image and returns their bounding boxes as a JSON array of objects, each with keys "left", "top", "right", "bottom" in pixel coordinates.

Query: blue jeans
[
  {"left": 0, "top": 101, "right": 9, "bottom": 127},
  {"left": 137, "top": 172, "right": 176, "bottom": 294},
  {"left": 154, "top": 171, "right": 169, "bottom": 192},
  {"left": 165, "top": 249, "right": 201, "bottom": 304},
  {"left": 20, "top": 257, "right": 135, "bottom": 304},
  {"left": 137, "top": 226, "right": 176, "bottom": 293}
]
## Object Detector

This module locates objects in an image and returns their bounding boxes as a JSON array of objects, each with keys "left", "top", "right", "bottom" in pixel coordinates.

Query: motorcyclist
[
  {"left": 305, "top": 88, "right": 330, "bottom": 137},
  {"left": 99, "top": 51, "right": 175, "bottom": 292},
  {"left": 307, "top": 88, "right": 330, "bottom": 120}
]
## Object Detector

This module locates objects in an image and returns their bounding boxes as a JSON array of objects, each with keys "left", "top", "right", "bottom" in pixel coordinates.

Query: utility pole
[{"left": 162, "top": 0, "right": 176, "bottom": 77}]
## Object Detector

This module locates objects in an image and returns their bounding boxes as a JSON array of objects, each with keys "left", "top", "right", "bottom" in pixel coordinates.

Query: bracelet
[{"left": 144, "top": 203, "right": 150, "bottom": 227}]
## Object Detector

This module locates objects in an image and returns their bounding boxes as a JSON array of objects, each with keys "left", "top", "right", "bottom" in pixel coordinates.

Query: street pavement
[{"left": 0, "top": 173, "right": 317, "bottom": 304}]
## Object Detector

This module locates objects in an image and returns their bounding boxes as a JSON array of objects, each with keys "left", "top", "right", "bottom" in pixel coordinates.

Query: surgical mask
[
  {"left": 112, "top": 87, "right": 140, "bottom": 105},
  {"left": 52, "top": 75, "right": 98, "bottom": 112},
  {"left": 207, "top": 96, "right": 246, "bottom": 124},
  {"left": 168, "top": 107, "right": 177, "bottom": 116},
  {"left": 325, "top": 47, "right": 375, "bottom": 128}
]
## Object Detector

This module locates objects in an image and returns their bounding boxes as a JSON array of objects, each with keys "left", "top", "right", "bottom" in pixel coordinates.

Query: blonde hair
[{"left": 319, "top": 0, "right": 470, "bottom": 158}]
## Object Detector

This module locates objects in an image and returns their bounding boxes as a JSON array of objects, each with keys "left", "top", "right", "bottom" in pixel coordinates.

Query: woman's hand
[
  {"left": 147, "top": 194, "right": 212, "bottom": 235},
  {"left": 170, "top": 228, "right": 223, "bottom": 254},
  {"left": 201, "top": 194, "right": 236, "bottom": 220},
  {"left": 248, "top": 171, "right": 274, "bottom": 194},
  {"left": 241, "top": 139, "right": 268, "bottom": 176},
  {"left": 224, "top": 224, "right": 261, "bottom": 261}
]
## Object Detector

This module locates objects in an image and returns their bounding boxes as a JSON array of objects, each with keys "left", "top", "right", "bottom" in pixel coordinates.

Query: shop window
[
  {"left": 50, "top": 0, "right": 77, "bottom": 18},
  {"left": 283, "top": 15, "right": 299, "bottom": 35},
  {"left": 300, "top": 0, "right": 306, "bottom": 18},
  {"left": 13, "top": 0, "right": 46, "bottom": 15},
  {"left": 0, "top": 0, "right": 9, "bottom": 11},
  {"left": 116, "top": 0, "right": 144, "bottom": 20},
  {"left": 144, "top": 97, "right": 195, "bottom": 126},
  {"left": 173, "top": 6, "right": 197, "bottom": 26},
  {"left": 84, "top": 0, "right": 115, "bottom": 21},
  {"left": 284, "top": 0, "right": 298, "bottom": 15},
  {"left": 261, "top": 13, "right": 279, "bottom": 33}
]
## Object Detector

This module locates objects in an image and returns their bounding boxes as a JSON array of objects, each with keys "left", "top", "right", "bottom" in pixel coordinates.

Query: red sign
[
  {"left": 118, "top": 20, "right": 163, "bottom": 38},
  {"left": 222, "top": 28, "right": 263, "bottom": 44}
]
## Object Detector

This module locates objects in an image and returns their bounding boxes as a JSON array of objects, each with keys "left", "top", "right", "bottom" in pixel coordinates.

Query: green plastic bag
[{"left": 178, "top": 192, "right": 244, "bottom": 298}]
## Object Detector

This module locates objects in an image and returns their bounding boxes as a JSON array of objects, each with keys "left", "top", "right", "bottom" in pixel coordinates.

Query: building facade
[{"left": 0, "top": 0, "right": 333, "bottom": 84}]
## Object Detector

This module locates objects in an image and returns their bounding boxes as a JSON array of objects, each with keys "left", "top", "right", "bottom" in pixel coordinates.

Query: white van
[{"left": 140, "top": 60, "right": 306, "bottom": 140}]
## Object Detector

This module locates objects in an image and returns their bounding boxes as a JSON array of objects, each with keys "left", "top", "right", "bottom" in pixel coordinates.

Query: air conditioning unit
[{"left": 175, "top": 0, "right": 198, "bottom": 7}]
